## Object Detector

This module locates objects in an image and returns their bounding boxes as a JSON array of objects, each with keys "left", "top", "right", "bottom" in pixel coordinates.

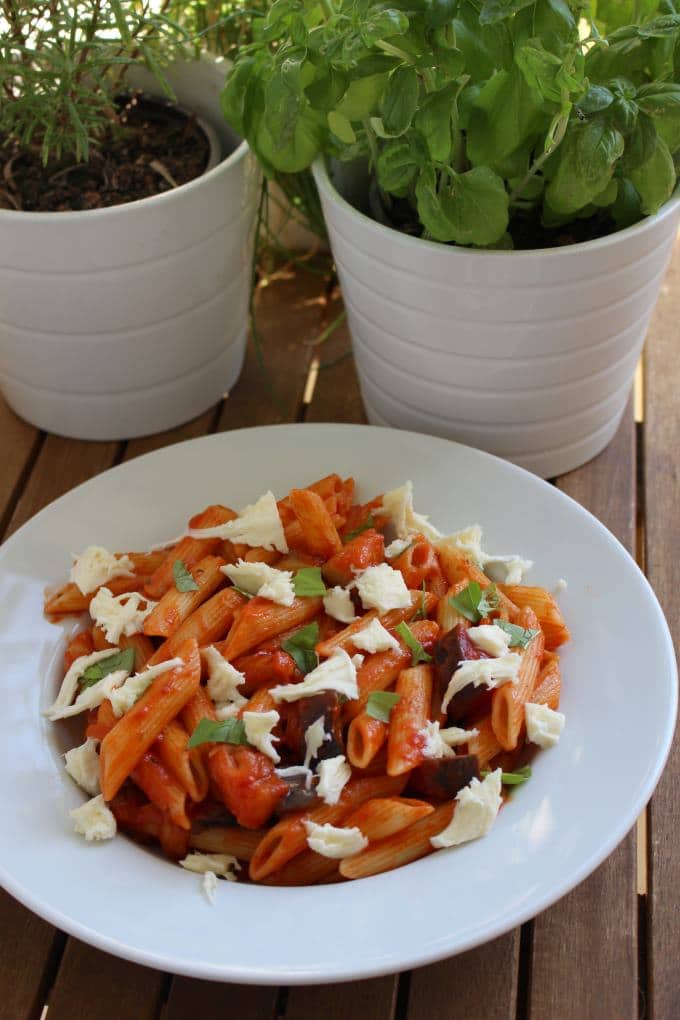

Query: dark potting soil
[{"left": 0, "top": 94, "right": 212, "bottom": 213}]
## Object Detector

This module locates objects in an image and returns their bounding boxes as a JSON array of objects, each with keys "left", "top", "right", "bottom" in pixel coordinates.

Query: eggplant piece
[
  {"left": 408, "top": 755, "right": 480, "bottom": 802},
  {"left": 280, "top": 691, "right": 344, "bottom": 763},
  {"left": 433, "top": 624, "right": 490, "bottom": 723},
  {"left": 276, "top": 772, "right": 319, "bottom": 815}
]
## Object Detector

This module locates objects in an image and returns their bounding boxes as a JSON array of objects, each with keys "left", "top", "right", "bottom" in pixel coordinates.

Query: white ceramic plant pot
[
  {"left": 313, "top": 159, "right": 680, "bottom": 478},
  {"left": 0, "top": 58, "right": 259, "bottom": 440}
]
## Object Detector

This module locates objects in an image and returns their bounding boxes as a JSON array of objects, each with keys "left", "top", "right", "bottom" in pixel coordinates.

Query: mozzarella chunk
[
  {"left": 243, "top": 710, "right": 281, "bottom": 763},
  {"left": 352, "top": 618, "right": 400, "bottom": 654},
  {"left": 316, "top": 755, "right": 351, "bottom": 805},
  {"left": 430, "top": 770, "right": 502, "bottom": 849},
  {"left": 70, "top": 794, "right": 117, "bottom": 841},
  {"left": 484, "top": 554, "right": 533, "bottom": 586},
  {"left": 385, "top": 537, "right": 411, "bottom": 559},
  {"left": 202, "top": 871, "right": 218, "bottom": 905},
  {"left": 109, "top": 658, "right": 183, "bottom": 718},
  {"left": 323, "top": 586, "right": 357, "bottom": 623},
  {"left": 441, "top": 654, "right": 521, "bottom": 714},
  {"left": 89, "top": 587, "right": 156, "bottom": 644},
  {"left": 45, "top": 647, "right": 131, "bottom": 721},
  {"left": 70, "top": 546, "right": 134, "bottom": 595},
  {"left": 419, "top": 721, "right": 479, "bottom": 760},
  {"left": 64, "top": 737, "right": 100, "bottom": 796},
  {"left": 203, "top": 645, "right": 247, "bottom": 714},
  {"left": 180, "top": 852, "right": 240, "bottom": 881},
  {"left": 554, "top": 578, "right": 568, "bottom": 594},
  {"left": 525, "top": 703, "right": 566, "bottom": 749},
  {"left": 275, "top": 765, "right": 313, "bottom": 783},
  {"left": 437, "top": 526, "right": 532, "bottom": 584},
  {"left": 467, "top": 624, "right": 512, "bottom": 657},
  {"left": 303, "top": 716, "right": 331, "bottom": 769},
  {"left": 354, "top": 563, "right": 411, "bottom": 614},
  {"left": 188, "top": 491, "right": 288, "bottom": 553},
  {"left": 270, "top": 649, "right": 359, "bottom": 703},
  {"left": 215, "top": 703, "right": 241, "bottom": 721},
  {"left": 304, "top": 821, "right": 368, "bottom": 859},
  {"left": 379, "top": 481, "right": 442, "bottom": 541},
  {"left": 221, "top": 559, "right": 295, "bottom": 607}
]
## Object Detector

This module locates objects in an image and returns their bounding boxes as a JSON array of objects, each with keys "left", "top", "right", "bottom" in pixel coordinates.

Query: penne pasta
[
  {"left": 317, "top": 590, "right": 438, "bottom": 658},
  {"left": 132, "top": 752, "right": 190, "bottom": 830},
  {"left": 287, "top": 488, "right": 343, "bottom": 558},
  {"left": 532, "top": 653, "right": 562, "bottom": 710},
  {"left": 219, "top": 596, "right": 323, "bottom": 661},
  {"left": 343, "top": 796, "right": 434, "bottom": 842},
  {"left": 147, "top": 587, "right": 246, "bottom": 665},
  {"left": 347, "top": 712, "right": 388, "bottom": 769},
  {"left": 338, "top": 802, "right": 453, "bottom": 880},
  {"left": 491, "top": 608, "right": 545, "bottom": 751},
  {"left": 500, "top": 585, "right": 571, "bottom": 649},
  {"left": 387, "top": 665, "right": 433, "bottom": 776},
  {"left": 153, "top": 718, "right": 208, "bottom": 802},
  {"left": 143, "top": 555, "right": 227, "bottom": 638},
  {"left": 189, "top": 825, "right": 265, "bottom": 860},
  {"left": 145, "top": 505, "right": 236, "bottom": 599}
]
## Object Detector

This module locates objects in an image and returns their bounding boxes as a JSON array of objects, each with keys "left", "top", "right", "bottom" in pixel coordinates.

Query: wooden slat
[
  {"left": 643, "top": 236, "right": 680, "bottom": 1020},
  {"left": 0, "top": 400, "right": 41, "bottom": 537},
  {"left": 528, "top": 396, "right": 638, "bottom": 1020},
  {"left": 164, "top": 979, "right": 278, "bottom": 1020},
  {"left": 285, "top": 977, "right": 397, "bottom": 1020},
  {"left": 407, "top": 935, "right": 520, "bottom": 1020},
  {"left": 44, "top": 941, "right": 165, "bottom": 1020},
  {"left": 0, "top": 890, "right": 64, "bottom": 1020}
]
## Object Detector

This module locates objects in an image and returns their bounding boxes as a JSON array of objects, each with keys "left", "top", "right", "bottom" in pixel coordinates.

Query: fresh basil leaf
[
  {"left": 282, "top": 621, "right": 320, "bottom": 675},
  {"left": 495, "top": 620, "right": 539, "bottom": 648},
  {"left": 188, "top": 717, "right": 249, "bottom": 750},
  {"left": 482, "top": 765, "right": 532, "bottom": 786},
  {"left": 293, "top": 567, "right": 327, "bottom": 597},
  {"left": 412, "top": 580, "right": 428, "bottom": 621},
  {"left": 449, "top": 581, "right": 500, "bottom": 624},
  {"left": 80, "top": 647, "right": 135, "bottom": 687},
  {"left": 629, "top": 133, "right": 676, "bottom": 214},
  {"left": 173, "top": 559, "right": 199, "bottom": 593},
  {"left": 395, "top": 620, "right": 432, "bottom": 665},
  {"left": 366, "top": 690, "right": 401, "bottom": 723},
  {"left": 343, "top": 513, "right": 376, "bottom": 543},
  {"left": 381, "top": 65, "right": 420, "bottom": 136}
]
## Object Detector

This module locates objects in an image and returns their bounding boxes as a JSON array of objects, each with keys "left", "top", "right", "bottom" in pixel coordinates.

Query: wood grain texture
[
  {"left": 0, "top": 400, "right": 41, "bottom": 537},
  {"left": 285, "top": 977, "right": 397, "bottom": 1020},
  {"left": 44, "top": 941, "right": 166, "bottom": 1020},
  {"left": 306, "top": 289, "right": 367, "bottom": 425},
  {"left": 406, "top": 935, "right": 520, "bottom": 1020},
  {"left": 643, "top": 237, "right": 680, "bottom": 1020},
  {"left": 528, "top": 396, "right": 638, "bottom": 1020},
  {"left": 0, "top": 890, "right": 64, "bottom": 1020},
  {"left": 164, "top": 979, "right": 278, "bottom": 1020}
]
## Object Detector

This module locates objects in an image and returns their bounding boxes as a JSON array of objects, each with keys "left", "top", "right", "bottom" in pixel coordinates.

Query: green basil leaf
[
  {"left": 344, "top": 513, "right": 376, "bottom": 543},
  {"left": 479, "top": 0, "right": 537, "bottom": 25},
  {"left": 293, "top": 567, "right": 327, "bottom": 597},
  {"left": 381, "top": 65, "right": 420, "bottom": 136},
  {"left": 482, "top": 765, "right": 532, "bottom": 785},
  {"left": 80, "top": 647, "right": 135, "bottom": 687},
  {"left": 412, "top": 579, "right": 428, "bottom": 621},
  {"left": 576, "top": 85, "right": 614, "bottom": 116},
  {"left": 495, "top": 620, "right": 539, "bottom": 648},
  {"left": 366, "top": 690, "right": 401, "bottom": 722},
  {"left": 545, "top": 118, "right": 624, "bottom": 215},
  {"left": 629, "top": 133, "right": 676, "bottom": 214},
  {"left": 395, "top": 620, "right": 432, "bottom": 665},
  {"left": 173, "top": 559, "right": 199, "bottom": 593},
  {"left": 328, "top": 110, "right": 357, "bottom": 144},
  {"left": 282, "top": 621, "right": 320, "bottom": 675},
  {"left": 376, "top": 140, "right": 419, "bottom": 193},
  {"left": 449, "top": 581, "right": 500, "bottom": 624},
  {"left": 415, "top": 83, "right": 457, "bottom": 163},
  {"left": 361, "top": 7, "right": 409, "bottom": 46},
  {"left": 187, "top": 717, "right": 249, "bottom": 750}
]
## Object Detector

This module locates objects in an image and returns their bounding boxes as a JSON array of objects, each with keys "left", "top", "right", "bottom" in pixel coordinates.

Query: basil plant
[{"left": 223, "top": 0, "right": 680, "bottom": 248}]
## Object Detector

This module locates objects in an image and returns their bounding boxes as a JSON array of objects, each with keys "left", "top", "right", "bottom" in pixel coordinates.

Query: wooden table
[{"left": 1, "top": 239, "right": 678, "bottom": 1020}]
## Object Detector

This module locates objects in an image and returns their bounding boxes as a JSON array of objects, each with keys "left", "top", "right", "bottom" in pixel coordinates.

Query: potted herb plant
[
  {"left": 224, "top": 0, "right": 680, "bottom": 477},
  {"left": 0, "top": 1, "right": 258, "bottom": 441}
]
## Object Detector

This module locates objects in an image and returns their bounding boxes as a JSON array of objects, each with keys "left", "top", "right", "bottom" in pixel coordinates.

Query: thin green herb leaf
[
  {"left": 366, "top": 690, "right": 401, "bottom": 722},
  {"left": 173, "top": 559, "right": 199, "bottom": 592},
  {"left": 188, "top": 717, "right": 249, "bottom": 750},
  {"left": 80, "top": 647, "right": 135, "bottom": 687},
  {"left": 344, "top": 513, "right": 376, "bottom": 543},
  {"left": 412, "top": 579, "right": 428, "bottom": 621},
  {"left": 281, "top": 621, "right": 320, "bottom": 675},
  {"left": 395, "top": 621, "right": 432, "bottom": 666},
  {"left": 293, "top": 566, "right": 327, "bottom": 597},
  {"left": 449, "top": 582, "right": 500, "bottom": 624},
  {"left": 495, "top": 620, "right": 539, "bottom": 648},
  {"left": 482, "top": 765, "right": 532, "bottom": 786}
]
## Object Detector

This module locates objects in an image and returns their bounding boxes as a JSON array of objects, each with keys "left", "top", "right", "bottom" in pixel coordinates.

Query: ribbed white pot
[
  {"left": 0, "top": 58, "right": 259, "bottom": 440},
  {"left": 313, "top": 159, "right": 680, "bottom": 477}
]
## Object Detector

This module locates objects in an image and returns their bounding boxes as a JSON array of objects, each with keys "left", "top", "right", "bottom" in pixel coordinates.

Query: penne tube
[
  {"left": 99, "top": 638, "right": 201, "bottom": 801},
  {"left": 387, "top": 665, "right": 433, "bottom": 776},
  {"left": 339, "top": 802, "right": 453, "bottom": 880},
  {"left": 63, "top": 630, "right": 95, "bottom": 670},
  {"left": 119, "top": 631, "right": 155, "bottom": 672},
  {"left": 145, "top": 505, "right": 236, "bottom": 599},
  {"left": 491, "top": 608, "right": 545, "bottom": 751},
  {"left": 437, "top": 545, "right": 519, "bottom": 617},
  {"left": 347, "top": 713, "right": 388, "bottom": 769},
  {"left": 393, "top": 536, "right": 446, "bottom": 591},
  {"left": 153, "top": 718, "right": 208, "bottom": 802},
  {"left": 147, "top": 587, "right": 246, "bottom": 665},
  {"left": 531, "top": 653, "right": 561, "bottom": 710},
  {"left": 343, "top": 796, "right": 434, "bottom": 842},
  {"left": 317, "top": 590, "right": 438, "bottom": 658},
  {"left": 288, "top": 488, "right": 343, "bottom": 558},
  {"left": 322, "top": 529, "right": 385, "bottom": 588},
  {"left": 45, "top": 574, "right": 144, "bottom": 616},
  {"left": 181, "top": 684, "right": 217, "bottom": 731},
  {"left": 189, "top": 825, "right": 265, "bottom": 860},
  {"left": 260, "top": 850, "right": 339, "bottom": 887},
  {"left": 121, "top": 551, "right": 169, "bottom": 575},
  {"left": 132, "top": 752, "right": 190, "bottom": 830},
  {"left": 436, "top": 580, "right": 471, "bottom": 634},
  {"left": 500, "top": 585, "right": 571, "bottom": 649},
  {"left": 143, "top": 555, "right": 227, "bottom": 638},
  {"left": 242, "top": 687, "right": 277, "bottom": 714},
  {"left": 230, "top": 648, "right": 300, "bottom": 695},
  {"left": 208, "top": 745, "right": 288, "bottom": 830},
  {"left": 110, "top": 790, "right": 190, "bottom": 860},
  {"left": 219, "top": 596, "right": 323, "bottom": 661},
  {"left": 466, "top": 715, "right": 502, "bottom": 768}
]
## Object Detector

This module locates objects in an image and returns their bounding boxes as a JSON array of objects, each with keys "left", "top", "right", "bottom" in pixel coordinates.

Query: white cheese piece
[
  {"left": 64, "top": 737, "right": 101, "bottom": 796},
  {"left": 270, "top": 648, "right": 359, "bottom": 703},
  {"left": 467, "top": 624, "right": 512, "bottom": 657},
  {"left": 243, "top": 710, "right": 281, "bottom": 763},
  {"left": 379, "top": 481, "right": 442, "bottom": 541},
  {"left": 323, "top": 586, "right": 357, "bottom": 623},
  {"left": 430, "top": 769, "right": 502, "bottom": 849},
  {"left": 202, "top": 871, "right": 218, "bottom": 905},
  {"left": 203, "top": 646, "right": 247, "bottom": 714},
  {"left": 385, "top": 537, "right": 411, "bottom": 559},
  {"left": 437, "top": 526, "right": 533, "bottom": 584},
  {"left": 418, "top": 721, "right": 479, "bottom": 760},
  {"left": 45, "top": 647, "right": 131, "bottom": 721},
  {"left": 441, "top": 654, "right": 521, "bottom": 713},
  {"left": 215, "top": 703, "right": 241, "bottom": 721},
  {"left": 439, "top": 524, "right": 486, "bottom": 564},
  {"left": 89, "top": 587, "right": 156, "bottom": 644},
  {"left": 554, "top": 578, "right": 568, "bottom": 594},
  {"left": 352, "top": 617, "right": 400, "bottom": 654},
  {"left": 316, "top": 755, "right": 351, "bottom": 805},
  {"left": 303, "top": 716, "right": 331, "bottom": 770},
  {"left": 180, "top": 852, "right": 240, "bottom": 881},
  {"left": 188, "top": 491, "right": 288, "bottom": 553},
  {"left": 275, "top": 765, "right": 313, "bottom": 783},
  {"left": 351, "top": 653, "right": 365, "bottom": 669},
  {"left": 354, "top": 563, "right": 411, "bottom": 615},
  {"left": 109, "top": 658, "right": 183, "bottom": 718},
  {"left": 525, "top": 702, "right": 566, "bottom": 749},
  {"left": 304, "top": 821, "right": 368, "bottom": 859},
  {"left": 221, "top": 559, "right": 295, "bottom": 607},
  {"left": 70, "top": 546, "right": 134, "bottom": 596},
  {"left": 70, "top": 794, "right": 117, "bottom": 841},
  {"left": 484, "top": 554, "right": 533, "bottom": 586}
]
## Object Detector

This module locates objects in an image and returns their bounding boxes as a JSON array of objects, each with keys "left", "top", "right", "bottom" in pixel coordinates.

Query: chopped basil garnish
[
  {"left": 412, "top": 579, "right": 428, "bottom": 621},
  {"left": 395, "top": 620, "right": 432, "bottom": 666},
  {"left": 173, "top": 559, "right": 199, "bottom": 592},
  {"left": 188, "top": 717, "right": 249, "bottom": 749},
  {"left": 495, "top": 620, "right": 539, "bottom": 649},
  {"left": 293, "top": 566, "right": 327, "bottom": 597},
  {"left": 344, "top": 513, "right": 375, "bottom": 543},
  {"left": 80, "top": 647, "right": 135, "bottom": 687},
  {"left": 449, "top": 581, "right": 500, "bottom": 624},
  {"left": 366, "top": 690, "right": 401, "bottom": 723},
  {"left": 281, "top": 621, "right": 320, "bottom": 675},
  {"left": 482, "top": 765, "right": 532, "bottom": 786}
]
